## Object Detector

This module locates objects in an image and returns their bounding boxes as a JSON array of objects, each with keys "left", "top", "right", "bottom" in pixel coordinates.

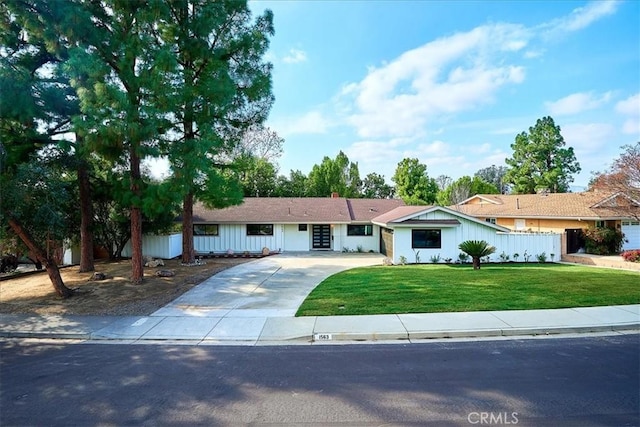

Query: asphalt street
[{"left": 1, "top": 334, "right": 638, "bottom": 426}]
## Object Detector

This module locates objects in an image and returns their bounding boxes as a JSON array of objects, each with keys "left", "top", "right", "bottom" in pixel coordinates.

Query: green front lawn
[{"left": 296, "top": 264, "right": 640, "bottom": 316}]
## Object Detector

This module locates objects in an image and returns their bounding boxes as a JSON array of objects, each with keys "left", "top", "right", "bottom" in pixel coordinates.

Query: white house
[
  {"left": 372, "top": 205, "right": 561, "bottom": 264},
  {"left": 185, "top": 197, "right": 560, "bottom": 263},
  {"left": 190, "top": 196, "right": 405, "bottom": 254}
]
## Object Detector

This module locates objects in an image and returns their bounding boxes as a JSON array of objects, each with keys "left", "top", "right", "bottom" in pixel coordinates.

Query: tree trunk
[
  {"left": 130, "top": 206, "right": 143, "bottom": 284},
  {"left": 472, "top": 256, "right": 481, "bottom": 270},
  {"left": 113, "top": 238, "right": 128, "bottom": 260},
  {"left": 130, "top": 145, "right": 144, "bottom": 285},
  {"left": 181, "top": 192, "right": 195, "bottom": 264},
  {"left": 77, "top": 156, "right": 95, "bottom": 272},
  {"left": 8, "top": 218, "right": 73, "bottom": 298}
]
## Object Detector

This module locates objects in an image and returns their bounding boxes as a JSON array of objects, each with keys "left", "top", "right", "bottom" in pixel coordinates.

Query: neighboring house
[
  {"left": 372, "top": 205, "right": 560, "bottom": 264},
  {"left": 191, "top": 197, "right": 405, "bottom": 254},
  {"left": 453, "top": 192, "right": 640, "bottom": 252}
]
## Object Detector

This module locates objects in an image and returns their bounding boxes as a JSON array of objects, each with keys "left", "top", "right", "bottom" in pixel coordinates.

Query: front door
[
  {"left": 566, "top": 228, "right": 584, "bottom": 253},
  {"left": 312, "top": 224, "right": 331, "bottom": 249}
]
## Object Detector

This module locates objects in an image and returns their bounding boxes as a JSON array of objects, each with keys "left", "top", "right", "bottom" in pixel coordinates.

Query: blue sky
[{"left": 249, "top": 0, "right": 639, "bottom": 190}]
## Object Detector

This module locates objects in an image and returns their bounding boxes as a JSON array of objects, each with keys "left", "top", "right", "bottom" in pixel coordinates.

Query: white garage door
[{"left": 622, "top": 221, "right": 640, "bottom": 250}]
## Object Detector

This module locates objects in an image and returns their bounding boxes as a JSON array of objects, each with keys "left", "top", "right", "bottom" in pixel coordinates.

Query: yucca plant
[{"left": 458, "top": 240, "right": 496, "bottom": 270}]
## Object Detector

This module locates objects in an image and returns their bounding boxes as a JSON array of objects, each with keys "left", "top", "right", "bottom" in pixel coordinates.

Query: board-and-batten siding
[
  {"left": 390, "top": 210, "right": 561, "bottom": 264},
  {"left": 194, "top": 224, "right": 285, "bottom": 254},
  {"left": 122, "top": 233, "right": 183, "bottom": 259}
]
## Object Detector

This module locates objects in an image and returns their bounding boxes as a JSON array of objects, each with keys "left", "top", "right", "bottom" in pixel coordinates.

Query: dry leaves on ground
[{"left": 0, "top": 257, "right": 252, "bottom": 316}]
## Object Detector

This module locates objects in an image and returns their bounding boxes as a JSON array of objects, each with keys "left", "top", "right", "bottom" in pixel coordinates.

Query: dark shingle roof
[{"left": 193, "top": 197, "right": 405, "bottom": 224}]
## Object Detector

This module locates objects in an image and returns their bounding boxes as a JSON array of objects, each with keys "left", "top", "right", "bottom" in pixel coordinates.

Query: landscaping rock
[
  {"left": 262, "top": 247, "right": 270, "bottom": 256},
  {"left": 90, "top": 272, "right": 107, "bottom": 281},
  {"left": 383, "top": 257, "right": 393, "bottom": 266},
  {"left": 145, "top": 259, "right": 165, "bottom": 268},
  {"left": 155, "top": 269, "right": 175, "bottom": 277}
]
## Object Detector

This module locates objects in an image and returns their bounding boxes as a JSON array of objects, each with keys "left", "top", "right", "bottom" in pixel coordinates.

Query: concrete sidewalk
[
  {"left": 1, "top": 253, "right": 638, "bottom": 344},
  {"left": 1, "top": 305, "right": 638, "bottom": 345}
]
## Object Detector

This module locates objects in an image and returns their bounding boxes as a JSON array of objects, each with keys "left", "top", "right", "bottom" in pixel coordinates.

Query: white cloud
[
  {"left": 545, "top": 91, "right": 612, "bottom": 115},
  {"left": 622, "top": 120, "right": 639, "bottom": 135},
  {"left": 270, "top": 111, "right": 329, "bottom": 136},
  {"left": 544, "top": 0, "right": 619, "bottom": 36},
  {"left": 282, "top": 48, "right": 307, "bottom": 64},
  {"left": 562, "top": 1, "right": 619, "bottom": 32},
  {"left": 340, "top": 23, "right": 530, "bottom": 140},
  {"left": 615, "top": 93, "right": 640, "bottom": 135},
  {"left": 562, "top": 122, "right": 616, "bottom": 154},
  {"left": 524, "top": 49, "right": 544, "bottom": 59},
  {"left": 615, "top": 93, "right": 639, "bottom": 115}
]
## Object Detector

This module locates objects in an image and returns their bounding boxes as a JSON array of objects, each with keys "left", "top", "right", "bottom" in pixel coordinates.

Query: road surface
[{"left": 1, "top": 334, "right": 638, "bottom": 426}]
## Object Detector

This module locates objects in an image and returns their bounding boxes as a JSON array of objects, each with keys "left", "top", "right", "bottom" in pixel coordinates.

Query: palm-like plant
[{"left": 458, "top": 240, "right": 496, "bottom": 270}]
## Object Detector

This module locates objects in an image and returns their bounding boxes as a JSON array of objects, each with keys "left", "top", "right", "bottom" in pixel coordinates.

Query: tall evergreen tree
[
  {"left": 0, "top": 3, "right": 76, "bottom": 296},
  {"left": 159, "top": 0, "right": 274, "bottom": 264},
  {"left": 504, "top": 116, "right": 581, "bottom": 194},
  {"left": 53, "top": 0, "right": 177, "bottom": 283},
  {"left": 5, "top": 0, "right": 99, "bottom": 272}
]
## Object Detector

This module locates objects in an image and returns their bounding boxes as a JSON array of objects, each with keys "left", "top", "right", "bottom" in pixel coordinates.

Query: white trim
[
  {"left": 457, "top": 195, "right": 502, "bottom": 205},
  {"left": 373, "top": 206, "right": 510, "bottom": 233},
  {"left": 591, "top": 191, "right": 640, "bottom": 208}
]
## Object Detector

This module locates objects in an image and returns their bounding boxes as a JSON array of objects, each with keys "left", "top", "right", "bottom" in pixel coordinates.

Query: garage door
[{"left": 622, "top": 221, "right": 640, "bottom": 250}]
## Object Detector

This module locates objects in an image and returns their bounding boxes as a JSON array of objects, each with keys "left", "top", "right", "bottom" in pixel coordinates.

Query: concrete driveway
[{"left": 152, "top": 252, "right": 384, "bottom": 319}]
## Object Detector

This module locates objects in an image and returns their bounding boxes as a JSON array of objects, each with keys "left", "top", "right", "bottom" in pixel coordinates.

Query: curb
[
  {"left": 310, "top": 324, "right": 640, "bottom": 342},
  {"left": 3, "top": 324, "right": 637, "bottom": 344}
]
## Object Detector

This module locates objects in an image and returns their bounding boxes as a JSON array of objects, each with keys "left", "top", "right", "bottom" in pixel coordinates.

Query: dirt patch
[{"left": 0, "top": 258, "right": 253, "bottom": 316}]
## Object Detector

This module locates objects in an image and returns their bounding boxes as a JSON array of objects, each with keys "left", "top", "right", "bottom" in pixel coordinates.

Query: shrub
[
  {"left": 458, "top": 252, "right": 469, "bottom": 264},
  {"left": 429, "top": 254, "right": 441, "bottom": 264},
  {"left": 398, "top": 255, "right": 407, "bottom": 265},
  {"left": 583, "top": 227, "right": 625, "bottom": 255},
  {"left": 621, "top": 250, "right": 640, "bottom": 263},
  {"left": 536, "top": 252, "right": 547, "bottom": 263},
  {"left": 499, "top": 252, "right": 509, "bottom": 262},
  {"left": 458, "top": 240, "right": 496, "bottom": 270},
  {"left": 513, "top": 253, "right": 520, "bottom": 262}
]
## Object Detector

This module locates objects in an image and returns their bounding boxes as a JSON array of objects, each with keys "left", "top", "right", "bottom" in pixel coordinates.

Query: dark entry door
[
  {"left": 380, "top": 227, "right": 394, "bottom": 259},
  {"left": 566, "top": 228, "right": 584, "bottom": 253},
  {"left": 312, "top": 225, "right": 331, "bottom": 249}
]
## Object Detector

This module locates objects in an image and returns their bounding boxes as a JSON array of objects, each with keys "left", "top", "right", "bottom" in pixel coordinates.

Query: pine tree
[
  {"left": 159, "top": 0, "right": 274, "bottom": 263},
  {"left": 504, "top": 116, "right": 581, "bottom": 194}
]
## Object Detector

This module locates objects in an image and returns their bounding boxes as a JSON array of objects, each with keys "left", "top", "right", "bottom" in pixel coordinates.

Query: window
[
  {"left": 485, "top": 218, "right": 497, "bottom": 224},
  {"left": 247, "top": 224, "right": 273, "bottom": 236},
  {"left": 347, "top": 224, "right": 373, "bottom": 236},
  {"left": 595, "top": 220, "right": 605, "bottom": 228},
  {"left": 298, "top": 224, "right": 308, "bottom": 231},
  {"left": 412, "top": 229, "right": 441, "bottom": 249},
  {"left": 193, "top": 224, "right": 218, "bottom": 236}
]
